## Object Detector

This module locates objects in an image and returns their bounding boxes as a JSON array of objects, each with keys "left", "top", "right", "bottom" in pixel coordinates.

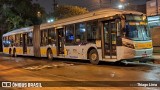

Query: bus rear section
[{"left": 2, "top": 27, "right": 34, "bottom": 57}]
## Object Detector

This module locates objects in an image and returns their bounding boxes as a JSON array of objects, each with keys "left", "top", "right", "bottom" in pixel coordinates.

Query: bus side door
[
  {"left": 56, "top": 28, "right": 65, "bottom": 55},
  {"left": 22, "top": 33, "right": 27, "bottom": 54},
  {"left": 103, "top": 20, "right": 117, "bottom": 59}
]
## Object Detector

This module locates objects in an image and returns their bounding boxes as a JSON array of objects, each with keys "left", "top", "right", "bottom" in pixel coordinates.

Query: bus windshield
[{"left": 125, "top": 22, "right": 151, "bottom": 41}]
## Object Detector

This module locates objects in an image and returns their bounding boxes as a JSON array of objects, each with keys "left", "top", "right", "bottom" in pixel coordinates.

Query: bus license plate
[{"left": 142, "top": 54, "right": 147, "bottom": 57}]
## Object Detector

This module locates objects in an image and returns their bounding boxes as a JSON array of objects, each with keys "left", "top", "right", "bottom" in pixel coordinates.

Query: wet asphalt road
[{"left": 0, "top": 54, "right": 160, "bottom": 90}]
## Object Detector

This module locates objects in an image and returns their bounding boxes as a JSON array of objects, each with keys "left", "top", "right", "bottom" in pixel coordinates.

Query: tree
[
  {"left": 0, "top": 0, "right": 14, "bottom": 35},
  {"left": 30, "top": 3, "right": 45, "bottom": 25},
  {"left": 53, "top": 5, "right": 88, "bottom": 19},
  {"left": 11, "top": 0, "right": 45, "bottom": 25},
  {"left": 6, "top": 14, "right": 23, "bottom": 30},
  {"left": 0, "top": 0, "right": 46, "bottom": 51},
  {"left": 0, "top": 0, "right": 13, "bottom": 51},
  {"left": 0, "top": 0, "right": 46, "bottom": 31}
]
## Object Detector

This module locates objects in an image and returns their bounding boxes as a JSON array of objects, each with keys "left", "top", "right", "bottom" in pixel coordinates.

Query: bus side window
[
  {"left": 75, "top": 23, "right": 86, "bottom": 44},
  {"left": 48, "top": 28, "right": 56, "bottom": 44},
  {"left": 8, "top": 35, "right": 15, "bottom": 46},
  {"left": 15, "top": 34, "right": 21, "bottom": 46},
  {"left": 20, "top": 34, "right": 23, "bottom": 46},
  {"left": 3, "top": 37, "right": 10, "bottom": 47},
  {"left": 65, "top": 24, "right": 75, "bottom": 45},
  {"left": 86, "top": 20, "right": 98, "bottom": 43},
  {"left": 41, "top": 30, "right": 48, "bottom": 46},
  {"left": 27, "top": 32, "right": 33, "bottom": 46}
]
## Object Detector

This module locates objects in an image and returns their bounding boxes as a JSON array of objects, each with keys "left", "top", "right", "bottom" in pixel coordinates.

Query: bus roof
[
  {"left": 3, "top": 8, "right": 143, "bottom": 37},
  {"left": 3, "top": 26, "right": 33, "bottom": 37},
  {"left": 40, "top": 8, "right": 144, "bottom": 29}
]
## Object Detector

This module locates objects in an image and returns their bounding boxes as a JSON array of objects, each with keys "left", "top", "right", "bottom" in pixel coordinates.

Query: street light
[
  {"left": 118, "top": 0, "right": 129, "bottom": 10},
  {"left": 120, "top": 0, "right": 125, "bottom": 3},
  {"left": 118, "top": 4, "right": 124, "bottom": 9},
  {"left": 47, "top": 18, "right": 54, "bottom": 23},
  {"left": 37, "top": 11, "right": 41, "bottom": 17}
]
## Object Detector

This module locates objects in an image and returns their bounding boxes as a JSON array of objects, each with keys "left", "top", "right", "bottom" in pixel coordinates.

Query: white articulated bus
[{"left": 2, "top": 8, "right": 153, "bottom": 64}]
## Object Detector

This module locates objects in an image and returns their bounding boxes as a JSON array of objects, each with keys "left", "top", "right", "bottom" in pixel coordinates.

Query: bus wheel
[
  {"left": 47, "top": 49, "right": 53, "bottom": 60},
  {"left": 9, "top": 49, "right": 12, "bottom": 57},
  {"left": 89, "top": 49, "right": 99, "bottom": 65},
  {"left": 13, "top": 49, "right": 16, "bottom": 57}
]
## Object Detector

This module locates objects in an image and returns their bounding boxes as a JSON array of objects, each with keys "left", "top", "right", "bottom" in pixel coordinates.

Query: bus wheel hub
[{"left": 91, "top": 54, "right": 97, "bottom": 61}]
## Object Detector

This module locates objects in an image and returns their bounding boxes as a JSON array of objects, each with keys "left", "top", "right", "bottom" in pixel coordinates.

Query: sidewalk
[{"left": 153, "top": 53, "right": 160, "bottom": 64}]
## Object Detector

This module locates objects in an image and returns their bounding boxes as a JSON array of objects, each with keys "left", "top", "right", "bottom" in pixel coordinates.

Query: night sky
[{"left": 33, "top": 0, "right": 147, "bottom": 13}]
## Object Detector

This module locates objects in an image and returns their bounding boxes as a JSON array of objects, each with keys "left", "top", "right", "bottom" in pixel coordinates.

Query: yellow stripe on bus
[
  {"left": 64, "top": 49, "right": 68, "bottom": 56},
  {"left": 135, "top": 42, "right": 152, "bottom": 49},
  {"left": 40, "top": 47, "right": 57, "bottom": 56},
  {"left": 27, "top": 48, "right": 30, "bottom": 55},
  {"left": 51, "top": 48, "right": 57, "bottom": 56},
  {"left": 16, "top": 47, "right": 23, "bottom": 55},
  {"left": 3, "top": 47, "right": 9, "bottom": 54},
  {"left": 40, "top": 48, "right": 47, "bottom": 56}
]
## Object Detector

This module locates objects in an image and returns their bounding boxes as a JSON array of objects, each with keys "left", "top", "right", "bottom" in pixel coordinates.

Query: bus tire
[
  {"left": 9, "top": 49, "right": 12, "bottom": 57},
  {"left": 89, "top": 49, "right": 99, "bottom": 65},
  {"left": 47, "top": 49, "right": 53, "bottom": 60},
  {"left": 13, "top": 49, "right": 16, "bottom": 57}
]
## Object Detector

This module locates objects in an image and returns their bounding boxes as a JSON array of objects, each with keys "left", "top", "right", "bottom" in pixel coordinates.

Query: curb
[
  {"left": 154, "top": 60, "right": 160, "bottom": 64},
  {"left": 152, "top": 55, "right": 160, "bottom": 64}
]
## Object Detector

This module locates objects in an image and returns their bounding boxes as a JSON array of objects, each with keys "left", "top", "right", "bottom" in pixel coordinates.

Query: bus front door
[
  {"left": 23, "top": 34, "right": 27, "bottom": 54},
  {"left": 56, "top": 28, "right": 64, "bottom": 56},
  {"left": 103, "top": 21, "right": 117, "bottom": 59}
]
